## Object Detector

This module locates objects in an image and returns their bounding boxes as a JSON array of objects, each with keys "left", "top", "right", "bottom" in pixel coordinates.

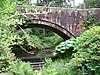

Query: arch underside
[{"left": 18, "top": 19, "right": 75, "bottom": 40}]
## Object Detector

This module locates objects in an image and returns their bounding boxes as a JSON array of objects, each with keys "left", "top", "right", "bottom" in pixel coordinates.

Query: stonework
[{"left": 17, "top": 5, "right": 100, "bottom": 39}]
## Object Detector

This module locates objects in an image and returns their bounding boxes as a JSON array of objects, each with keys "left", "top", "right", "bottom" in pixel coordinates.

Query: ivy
[{"left": 84, "top": 15, "right": 100, "bottom": 29}]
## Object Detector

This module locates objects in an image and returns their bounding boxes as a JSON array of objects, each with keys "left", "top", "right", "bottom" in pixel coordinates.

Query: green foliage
[
  {"left": 0, "top": 0, "right": 62, "bottom": 74},
  {"left": 34, "top": 59, "right": 70, "bottom": 75},
  {"left": 0, "top": 1, "right": 63, "bottom": 71},
  {"left": 44, "top": 58, "right": 53, "bottom": 67},
  {"left": 47, "top": 26, "right": 100, "bottom": 75},
  {"left": 20, "top": 28, "right": 63, "bottom": 49},
  {"left": 85, "top": 0, "right": 100, "bottom": 8},
  {"left": 70, "top": 26, "right": 100, "bottom": 75},
  {"left": 0, "top": 0, "right": 18, "bottom": 71},
  {"left": 0, "top": 0, "right": 36, "bottom": 73},
  {"left": 53, "top": 38, "right": 76, "bottom": 57},
  {"left": 16, "top": 0, "right": 29, "bottom": 5},
  {"left": 76, "top": 0, "right": 100, "bottom": 9},
  {"left": 35, "top": 0, "right": 71, "bottom": 7},
  {"left": 5, "top": 60, "right": 34, "bottom": 75},
  {"left": 84, "top": 15, "right": 100, "bottom": 29},
  {"left": 30, "top": 35, "right": 44, "bottom": 49},
  {"left": 42, "top": 34, "right": 63, "bottom": 48},
  {"left": 76, "top": 3, "right": 84, "bottom": 9}
]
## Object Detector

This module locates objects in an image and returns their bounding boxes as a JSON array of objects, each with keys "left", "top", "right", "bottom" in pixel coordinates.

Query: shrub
[
  {"left": 53, "top": 38, "right": 76, "bottom": 57},
  {"left": 70, "top": 26, "right": 100, "bottom": 75},
  {"left": 52, "top": 26, "right": 100, "bottom": 75}
]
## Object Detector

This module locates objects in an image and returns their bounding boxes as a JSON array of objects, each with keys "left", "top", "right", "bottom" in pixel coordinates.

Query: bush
[
  {"left": 51, "top": 26, "right": 100, "bottom": 75},
  {"left": 70, "top": 26, "right": 100, "bottom": 75},
  {"left": 53, "top": 38, "right": 76, "bottom": 57}
]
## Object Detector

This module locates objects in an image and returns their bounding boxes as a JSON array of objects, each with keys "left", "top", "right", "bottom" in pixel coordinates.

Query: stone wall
[{"left": 17, "top": 5, "right": 100, "bottom": 37}]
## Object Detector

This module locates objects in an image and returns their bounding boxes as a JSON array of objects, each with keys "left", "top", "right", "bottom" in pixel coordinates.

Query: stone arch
[{"left": 18, "top": 19, "right": 75, "bottom": 40}]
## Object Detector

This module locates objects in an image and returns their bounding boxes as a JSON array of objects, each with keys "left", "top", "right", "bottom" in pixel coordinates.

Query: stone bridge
[{"left": 17, "top": 5, "right": 100, "bottom": 40}]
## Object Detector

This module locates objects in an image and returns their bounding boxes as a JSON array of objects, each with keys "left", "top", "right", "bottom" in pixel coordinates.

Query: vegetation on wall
[{"left": 84, "top": 15, "right": 100, "bottom": 29}]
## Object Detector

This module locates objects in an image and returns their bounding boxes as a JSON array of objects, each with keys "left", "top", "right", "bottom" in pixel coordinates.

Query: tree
[
  {"left": 0, "top": 0, "right": 16, "bottom": 70},
  {"left": 37, "top": 0, "right": 71, "bottom": 7},
  {"left": 36, "top": 0, "right": 71, "bottom": 7},
  {"left": 16, "top": 0, "right": 71, "bottom": 7},
  {"left": 85, "top": 0, "right": 100, "bottom": 8}
]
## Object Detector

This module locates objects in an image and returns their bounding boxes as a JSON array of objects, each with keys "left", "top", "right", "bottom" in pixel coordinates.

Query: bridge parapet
[{"left": 17, "top": 5, "right": 100, "bottom": 37}]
